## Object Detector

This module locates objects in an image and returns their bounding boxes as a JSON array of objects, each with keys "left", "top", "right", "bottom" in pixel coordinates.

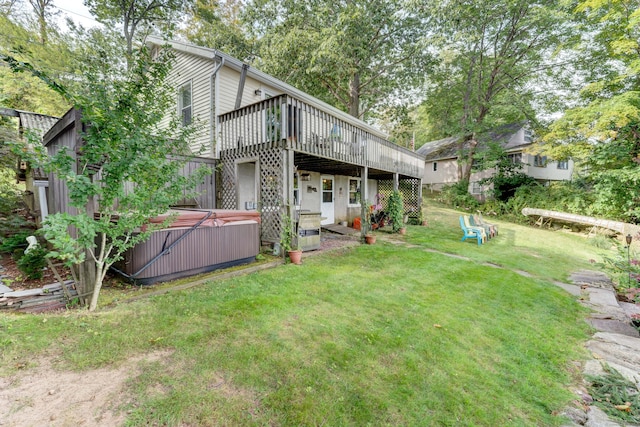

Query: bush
[
  {"left": 438, "top": 181, "right": 479, "bottom": 211},
  {"left": 0, "top": 231, "right": 31, "bottom": 254},
  {"left": 16, "top": 246, "right": 48, "bottom": 280}
]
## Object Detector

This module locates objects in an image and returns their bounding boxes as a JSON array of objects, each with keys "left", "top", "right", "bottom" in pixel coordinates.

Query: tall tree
[
  {"left": 28, "top": 0, "right": 57, "bottom": 44},
  {"left": 84, "top": 0, "right": 189, "bottom": 59},
  {"left": 245, "top": 0, "right": 430, "bottom": 119},
  {"left": 542, "top": 0, "right": 640, "bottom": 223},
  {"left": 417, "top": 0, "right": 574, "bottom": 181},
  {"left": 181, "top": 0, "right": 255, "bottom": 60}
]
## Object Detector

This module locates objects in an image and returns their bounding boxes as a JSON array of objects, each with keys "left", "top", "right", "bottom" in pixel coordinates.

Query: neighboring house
[
  {"left": 144, "top": 36, "right": 425, "bottom": 243},
  {"left": 416, "top": 123, "right": 573, "bottom": 199},
  {"left": 0, "top": 108, "right": 60, "bottom": 223}
]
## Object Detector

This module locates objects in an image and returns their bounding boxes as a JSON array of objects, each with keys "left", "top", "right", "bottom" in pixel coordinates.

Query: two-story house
[
  {"left": 417, "top": 123, "right": 573, "bottom": 199},
  {"left": 146, "top": 36, "right": 425, "bottom": 242}
]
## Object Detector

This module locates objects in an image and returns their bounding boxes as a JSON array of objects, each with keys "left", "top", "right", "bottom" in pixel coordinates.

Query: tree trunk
[{"left": 349, "top": 72, "right": 360, "bottom": 118}]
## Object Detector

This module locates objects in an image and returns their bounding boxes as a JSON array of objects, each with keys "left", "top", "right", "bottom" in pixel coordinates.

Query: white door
[{"left": 321, "top": 175, "right": 334, "bottom": 225}]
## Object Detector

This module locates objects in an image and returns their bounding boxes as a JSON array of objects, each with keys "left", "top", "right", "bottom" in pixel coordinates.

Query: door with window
[{"left": 320, "top": 175, "right": 334, "bottom": 225}]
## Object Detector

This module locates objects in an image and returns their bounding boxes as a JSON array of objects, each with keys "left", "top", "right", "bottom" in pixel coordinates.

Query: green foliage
[
  {"left": 0, "top": 231, "right": 31, "bottom": 254},
  {"left": 247, "top": 0, "right": 430, "bottom": 118},
  {"left": 279, "top": 212, "right": 296, "bottom": 253},
  {"left": 597, "top": 240, "right": 640, "bottom": 292},
  {"left": 16, "top": 246, "right": 47, "bottom": 280},
  {"left": 588, "top": 365, "right": 640, "bottom": 424},
  {"left": 477, "top": 142, "right": 537, "bottom": 201},
  {"left": 387, "top": 190, "right": 404, "bottom": 232},
  {"left": 7, "top": 45, "right": 209, "bottom": 310},
  {"left": 438, "top": 181, "right": 480, "bottom": 211}
]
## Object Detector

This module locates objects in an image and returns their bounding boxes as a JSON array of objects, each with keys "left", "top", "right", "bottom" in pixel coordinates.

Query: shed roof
[
  {"left": 416, "top": 122, "right": 529, "bottom": 161},
  {"left": 0, "top": 108, "right": 60, "bottom": 140}
]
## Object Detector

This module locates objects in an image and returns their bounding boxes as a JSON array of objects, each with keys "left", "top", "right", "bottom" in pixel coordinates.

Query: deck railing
[{"left": 218, "top": 95, "right": 424, "bottom": 178}]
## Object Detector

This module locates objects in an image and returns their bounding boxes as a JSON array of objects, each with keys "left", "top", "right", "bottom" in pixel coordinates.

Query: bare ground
[{"left": 0, "top": 351, "right": 171, "bottom": 427}]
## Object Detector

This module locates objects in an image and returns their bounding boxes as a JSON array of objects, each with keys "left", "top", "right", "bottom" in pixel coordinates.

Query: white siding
[
  {"left": 521, "top": 154, "right": 574, "bottom": 181},
  {"left": 164, "top": 50, "right": 215, "bottom": 156},
  {"left": 422, "top": 159, "right": 458, "bottom": 191}
]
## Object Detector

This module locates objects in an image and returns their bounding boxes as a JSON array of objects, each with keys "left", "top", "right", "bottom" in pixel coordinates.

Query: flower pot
[
  {"left": 422, "top": 220, "right": 428, "bottom": 227},
  {"left": 365, "top": 234, "right": 376, "bottom": 245},
  {"left": 287, "top": 249, "right": 303, "bottom": 265},
  {"left": 398, "top": 227, "right": 406, "bottom": 235}
]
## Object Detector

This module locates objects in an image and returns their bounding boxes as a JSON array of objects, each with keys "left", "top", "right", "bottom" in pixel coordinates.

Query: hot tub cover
[{"left": 147, "top": 209, "right": 261, "bottom": 229}]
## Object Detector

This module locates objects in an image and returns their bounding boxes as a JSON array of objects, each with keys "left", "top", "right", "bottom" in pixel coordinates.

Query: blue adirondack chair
[{"left": 459, "top": 216, "right": 483, "bottom": 245}]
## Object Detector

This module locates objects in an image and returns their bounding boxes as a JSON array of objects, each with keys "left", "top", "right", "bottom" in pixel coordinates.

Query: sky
[{"left": 53, "top": 0, "right": 101, "bottom": 30}]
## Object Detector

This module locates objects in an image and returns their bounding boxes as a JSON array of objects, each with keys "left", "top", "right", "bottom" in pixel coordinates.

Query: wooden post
[
  {"left": 361, "top": 166, "right": 368, "bottom": 240},
  {"left": 393, "top": 173, "right": 399, "bottom": 191}
]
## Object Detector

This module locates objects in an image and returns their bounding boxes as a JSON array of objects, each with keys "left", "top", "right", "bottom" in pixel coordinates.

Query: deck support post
[
  {"left": 361, "top": 166, "right": 369, "bottom": 240},
  {"left": 393, "top": 173, "right": 399, "bottom": 191}
]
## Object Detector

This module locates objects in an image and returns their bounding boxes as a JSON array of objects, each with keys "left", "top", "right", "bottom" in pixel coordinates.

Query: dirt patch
[{"left": 0, "top": 350, "right": 172, "bottom": 427}]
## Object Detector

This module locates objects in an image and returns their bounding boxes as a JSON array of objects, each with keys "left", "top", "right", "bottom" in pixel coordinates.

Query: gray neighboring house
[
  {"left": 417, "top": 123, "right": 573, "bottom": 199},
  {"left": 0, "top": 108, "right": 60, "bottom": 223}
]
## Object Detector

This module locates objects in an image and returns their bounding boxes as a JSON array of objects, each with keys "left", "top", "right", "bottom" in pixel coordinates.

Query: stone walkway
[{"left": 560, "top": 270, "right": 640, "bottom": 427}]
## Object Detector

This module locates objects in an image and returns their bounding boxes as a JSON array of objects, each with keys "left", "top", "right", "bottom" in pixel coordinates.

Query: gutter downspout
[
  {"left": 234, "top": 63, "right": 250, "bottom": 110},
  {"left": 210, "top": 55, "right": 224, "bottom": 159}
]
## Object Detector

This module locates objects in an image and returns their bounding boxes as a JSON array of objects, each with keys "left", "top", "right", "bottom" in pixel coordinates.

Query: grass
[{"left": 0, "top": 204, "right": 606, "bottom": 426}]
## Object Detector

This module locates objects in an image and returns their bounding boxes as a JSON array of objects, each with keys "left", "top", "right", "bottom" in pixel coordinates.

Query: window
[
  {"left": 348, "top": 178, "right": 360, "bottom": 205},
  {"left": 471, "top": 182, "right": 483, "bottom": 194},
  {"left": 557, "top": 160, "right": 568, "bottom": 170},
  {"left": 508, "top": 153, "right": 522, "bottom": 164},
  {"left": 524, "top": 129, "right": 533, "bottom": 143},
  {"left": 433, "top": 162, "right": 438, "bottom": 172},
  {"left": 178, "top": 82, "right": 192, "bottom": 126},
  {"left": 533, "top": 155, "right": 547, "bottom": 167}
]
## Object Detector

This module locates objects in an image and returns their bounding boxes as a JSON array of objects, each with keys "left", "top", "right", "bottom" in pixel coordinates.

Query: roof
[
  {"left": 416, "top": 122, "right": 529, "bottom": 161},
  {"left": 146, "top": 36, "right": 389, "bottom": 140},
  {"left": 18, "top": 111, "right": 60, "bottom": 139},
  {"left": 0, "top": 108, "right": 60, "bottom": 140}
]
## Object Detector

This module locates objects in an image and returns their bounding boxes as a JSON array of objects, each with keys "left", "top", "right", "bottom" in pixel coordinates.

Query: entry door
[{"left": 321, "top": 175, "right": 334, "bottom": 225}]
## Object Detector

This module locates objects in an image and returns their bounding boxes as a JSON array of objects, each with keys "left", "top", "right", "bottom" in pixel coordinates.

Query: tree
[
  {"left": 84, "top": 0, "right": 189, "bottom": 59},
  {"left": 417, "top": 0, "right": 574, "bottom": 182},
  {"left": 28, "top": 0, "right": 58, "bottom": 45},
  {"left": 181, "top": 0, "right": 255, "bottom": 60},
  {"left": 5, "top": 46, "right": 208, "bottom": 311},
  {"left": 541, "top": 0, "right": 640, "bottom": 223},
  {"left": 245, "top": 0, "right": 430, "bottom": 119}
]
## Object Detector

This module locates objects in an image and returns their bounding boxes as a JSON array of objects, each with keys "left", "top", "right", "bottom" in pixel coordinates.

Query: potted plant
[
  {"left": 387, "top": 190, "right": 405, "bottom": 234},
  {"left": 360, "top": 199, "right": 376, "bottom": 244},
  {"left": 281, "top": 213, "right": 302, "bottom": 264}
]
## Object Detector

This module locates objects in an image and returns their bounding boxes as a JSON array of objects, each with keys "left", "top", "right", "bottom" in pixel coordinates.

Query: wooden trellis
[
  {"left": 378, "top": 178, "right": 422, "bottom": 223},
  {"left": 259, "top": 148, "right": 284, "bottom": 243}
]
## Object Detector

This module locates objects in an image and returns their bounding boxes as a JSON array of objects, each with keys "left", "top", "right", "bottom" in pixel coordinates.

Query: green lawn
[{"left": 0, "top": 204, "right": 606, "bottom": 426}]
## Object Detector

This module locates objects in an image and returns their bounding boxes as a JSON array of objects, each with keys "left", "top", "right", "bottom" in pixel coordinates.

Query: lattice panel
[
  {"left": 377, "top": 179, "right": 422, "bottom": 223},
  {"left": 220, "top": 153, "right": 239, "bottom": 210},
  {"left": 259, "top": 148, "right": 284, "bottom": 242}
]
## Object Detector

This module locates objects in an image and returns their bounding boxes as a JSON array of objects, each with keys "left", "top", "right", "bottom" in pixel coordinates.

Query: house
[
  {"left": 144, "top": 36, "right": 425, "bottom": 243},
  {"left": 416, "top": 123, "right": 573, "bottom": 199},
  {"left": 0, "top": 108, "right": 60, "bottom": 223}
]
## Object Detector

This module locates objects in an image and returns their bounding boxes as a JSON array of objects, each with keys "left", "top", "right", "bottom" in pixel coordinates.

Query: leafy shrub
[
  {"left": 438, "top": 181, "right": 479, "bottom": 210},
  {"left": 0, "top": 231, "right": 31, "bottom": 254},
  {"left": 16, "top": 246, "right": 48, "bottom": 280},
  {"left": 387, "top": 190, "right": 404, "bottom": 232}
]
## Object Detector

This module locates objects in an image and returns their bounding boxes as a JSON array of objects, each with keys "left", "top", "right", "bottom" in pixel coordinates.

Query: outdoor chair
[
  {"left": 459, "top": 216, "right": 484, "bottom": 246},
  {"left": 474, "top": 212, "right": 498, "bottom": 236},
  {"left": 462, "top": 215, "right": 488, "bottom": 243},
  {"left": 469, "top": 215, "right": 494, "bottom": 238}
]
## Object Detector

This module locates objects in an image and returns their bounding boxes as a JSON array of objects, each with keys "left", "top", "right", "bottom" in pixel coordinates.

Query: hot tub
[{"left": 117, "top": 209, "right": 261, "bottom": 285}]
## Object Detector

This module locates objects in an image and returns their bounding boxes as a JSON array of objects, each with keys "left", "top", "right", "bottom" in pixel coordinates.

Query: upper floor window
[
  {"left": 508, "top": 153, "right": 522, "bottom": 164},
  {"left": 533, "top": 155, "right": 547, "bottom": 167},
  {"left": 557, "top": 160, "right": 569, "bottom": 170},
  {"left": 524, "top": 129, "right": 533, "bottom": 143},
  {"left": 433, "top": 162, "right": 438, "bottom": 172},
  {"left": 179, "top": 82, "right": 192, "bottom": 126}
]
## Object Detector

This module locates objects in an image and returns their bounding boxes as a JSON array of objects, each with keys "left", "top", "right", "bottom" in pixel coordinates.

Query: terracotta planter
[
  {"left": 288, "top": 250, "right": 303, "bottom": 265},
  {"left": 365, "top": 234, "right": 376, "bottom": 245},
  {"left": 398, "top": 227, "right": 406, "bottom": 235},
  {"left": 422, "top": 220, "right": 428, "bottom": 227}
]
